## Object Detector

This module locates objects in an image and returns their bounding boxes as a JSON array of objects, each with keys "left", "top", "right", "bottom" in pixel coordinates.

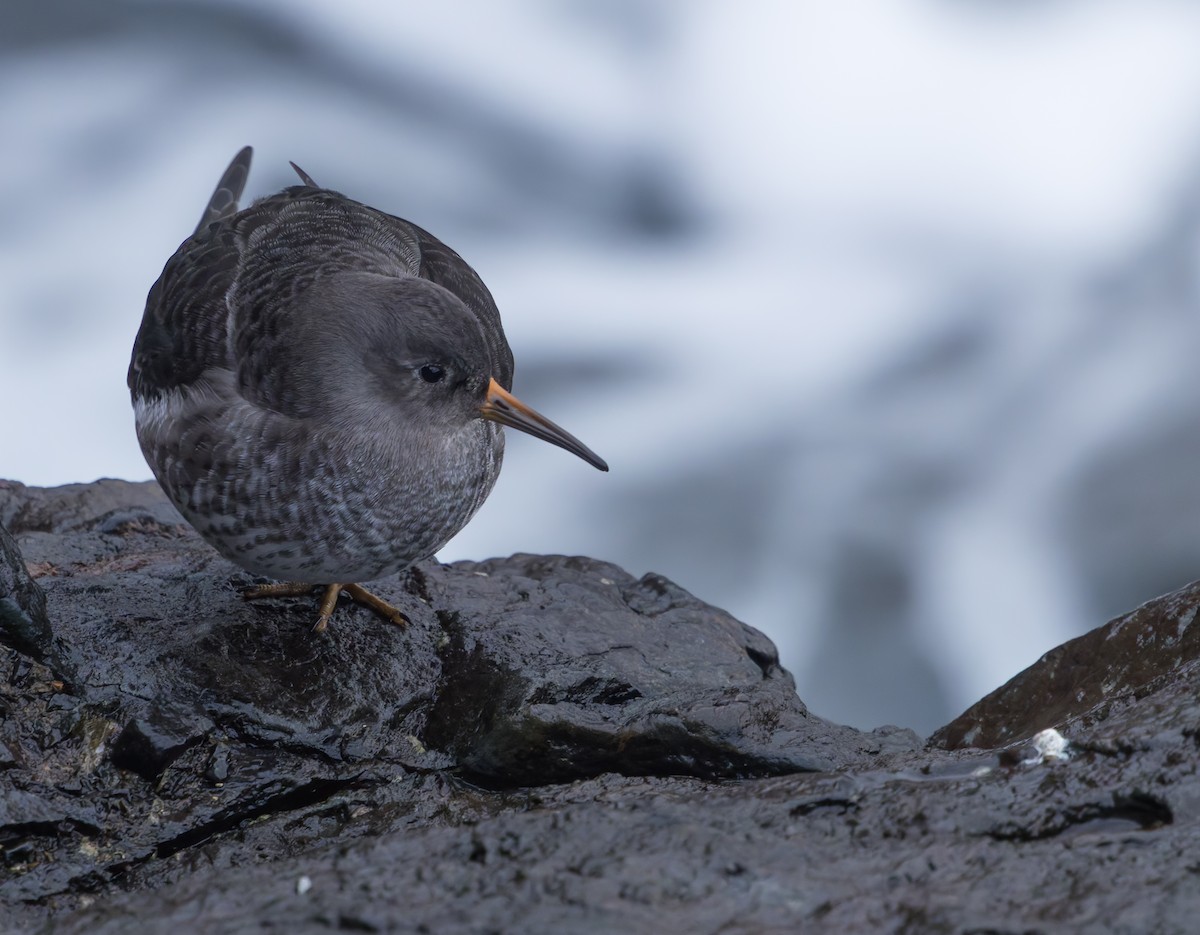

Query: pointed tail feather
[
  {"left": 194, "top": 146, "right": 253, "bottom": 236},
  {"left": 289, "top": 160, "right": 319, "bottom": 188}
]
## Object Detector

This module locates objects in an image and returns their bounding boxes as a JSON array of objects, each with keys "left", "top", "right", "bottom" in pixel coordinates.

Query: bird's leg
[
  {"left": 313, "top": 583, "right": 342, "bottom": 634},
  {"left": 241, "top": 581, "right": 408, "bottom": 633}
]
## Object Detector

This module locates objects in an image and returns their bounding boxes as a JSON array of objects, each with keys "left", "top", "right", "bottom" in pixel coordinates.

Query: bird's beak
[{"left": 480, "top": 378, "right": 609, "bottom": 472}]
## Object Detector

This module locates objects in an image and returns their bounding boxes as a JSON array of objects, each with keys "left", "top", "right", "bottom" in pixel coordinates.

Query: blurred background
[{"left": 4, "top": 0, "right": 1200, "bottom": 735}]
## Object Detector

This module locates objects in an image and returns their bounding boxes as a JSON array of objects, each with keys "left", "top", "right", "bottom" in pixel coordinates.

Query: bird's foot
[
  {"left": 242, "top": 581, "right": 409, "bottom": 633},
  {"left": 339, "top": 583, "right": 410, "bottom": 628}
]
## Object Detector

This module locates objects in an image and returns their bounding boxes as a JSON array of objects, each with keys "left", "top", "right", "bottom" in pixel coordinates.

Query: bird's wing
[
  {"left": 129, "top": 149, "right": 341, "bottom": 408},
  {"left": 128, "top": 147, "right": 254, "bottom": 402}
]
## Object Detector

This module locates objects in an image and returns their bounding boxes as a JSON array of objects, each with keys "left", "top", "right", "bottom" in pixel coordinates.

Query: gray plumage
[{"left": 129, "top": 147, "right": 604, "bottom": 598}]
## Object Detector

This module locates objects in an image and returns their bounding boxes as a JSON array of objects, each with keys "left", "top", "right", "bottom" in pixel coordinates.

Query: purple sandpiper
[{"left": 129, "top": 147, "right": 607, "bottom": 632}]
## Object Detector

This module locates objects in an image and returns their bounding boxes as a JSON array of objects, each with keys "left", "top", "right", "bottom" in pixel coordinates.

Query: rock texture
[
  {"left": 1, "top": 479, "right": 1198, "bottom": 932},
  {"left": 931, "top": 578, "right": 1200, "bottom": 751}
]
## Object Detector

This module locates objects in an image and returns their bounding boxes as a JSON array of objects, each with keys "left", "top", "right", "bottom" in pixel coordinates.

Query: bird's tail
[
  {"left": 194, "top": 146, "right": 253, "bottom": 236},
  {"left": 289, "top": 160, "right": 320, "bottom": 188}
]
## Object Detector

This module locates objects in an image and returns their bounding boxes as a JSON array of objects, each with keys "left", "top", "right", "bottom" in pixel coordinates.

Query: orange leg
[{"left": 243, "top": 582, "right": 409, "bottom": 633}]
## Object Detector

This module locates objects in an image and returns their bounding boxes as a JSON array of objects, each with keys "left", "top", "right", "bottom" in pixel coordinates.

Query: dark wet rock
[
  {"left": 0, "top": 517, "right": 75, "bottom": 685},
  {"left": 1, "top": 477, "right": 861, "bottom": 789},
  {"left": 2, "top": 479, "right": 1199, "bottom": 932},
  {"left": 0, "top": 477, "right": 183, "bottom": 534},
  {"left": 109, "top": 704, "right": 214, "bottom": 781},
  {"left": 0, "top": 520, "right": 51, "bottom": 666},
  {"left": 932, "top": 579, "right": 1200, "bottom": 751},
  {"left": 419, "top": 559, "right": 859, "bottom": 783}
]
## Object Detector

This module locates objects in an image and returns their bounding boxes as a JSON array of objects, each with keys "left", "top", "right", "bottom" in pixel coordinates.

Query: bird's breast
[{"left": 135, "top": 383, "right": 505, "bottom": 583}]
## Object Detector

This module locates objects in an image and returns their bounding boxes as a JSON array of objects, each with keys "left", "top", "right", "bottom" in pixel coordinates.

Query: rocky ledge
[{"left": 2, "top": 479, "right": 1198, "bottom": 932}]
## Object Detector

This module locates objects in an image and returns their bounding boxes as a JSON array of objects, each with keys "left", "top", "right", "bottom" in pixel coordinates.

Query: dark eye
[{"left": 418, "top": 364, "right": 446, "bottom": 384}]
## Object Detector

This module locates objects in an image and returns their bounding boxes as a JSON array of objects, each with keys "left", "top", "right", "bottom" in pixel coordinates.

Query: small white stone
[
  {"left": 1025, "top": 728, "right": 1071, "bottom": 765},
  {"left": 296, "top": 875, "right": 313, "bottom": 895}
]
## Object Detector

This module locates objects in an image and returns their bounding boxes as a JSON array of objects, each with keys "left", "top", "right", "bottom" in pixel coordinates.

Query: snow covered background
[{"left": 4, "top": 0, "right": 1200, "bottom": 734}]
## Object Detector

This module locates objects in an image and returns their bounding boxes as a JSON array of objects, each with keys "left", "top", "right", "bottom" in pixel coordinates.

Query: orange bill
[{"left": 480, "top": 378, "right": 608, "bottom": 472}]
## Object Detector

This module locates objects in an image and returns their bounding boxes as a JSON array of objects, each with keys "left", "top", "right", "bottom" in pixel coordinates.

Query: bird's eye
[{"left": 418, "top": 364, "right": 446, "bottom": 384}]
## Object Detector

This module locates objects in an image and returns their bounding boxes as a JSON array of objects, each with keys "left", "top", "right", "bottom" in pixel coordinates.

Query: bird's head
[{"left": 290, "top": 272, "right": 608, "bottom": 471}]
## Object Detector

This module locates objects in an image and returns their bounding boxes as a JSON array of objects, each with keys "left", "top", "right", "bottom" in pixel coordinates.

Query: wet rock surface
[
  {"left": 932, "top": 579, "right": 1200, "bottom": 751},
  {"left": 2, "top": 479, "right": 1198, "bottom": 932}
]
